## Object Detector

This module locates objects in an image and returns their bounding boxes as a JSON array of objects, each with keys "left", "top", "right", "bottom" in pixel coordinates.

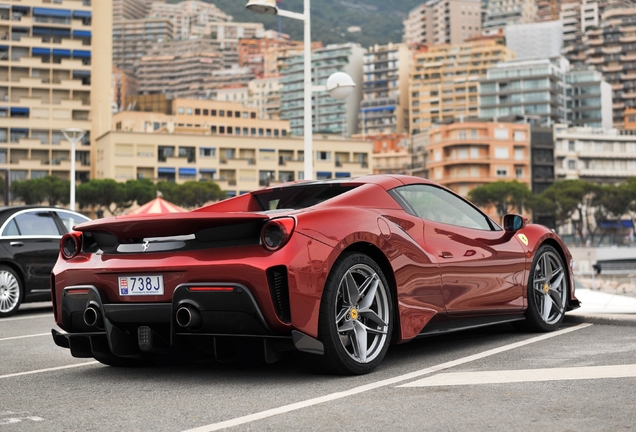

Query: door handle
[
  {"left": 10, "top": 241, "right": 24, "bottom": 247},
  {"left": 439, "top": 251, "right": 453, "bottom": 259}
]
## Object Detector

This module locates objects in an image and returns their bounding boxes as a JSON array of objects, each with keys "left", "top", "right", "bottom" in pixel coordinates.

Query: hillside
[{"left": 184, "top": 0, "right": 423, "bottom": 47}]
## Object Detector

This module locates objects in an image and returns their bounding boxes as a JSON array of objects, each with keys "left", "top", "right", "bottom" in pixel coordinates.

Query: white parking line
[
  {"left": 0, "top": 333, "right": 49, "bottom": 342},
  {"left": 0, "top": 361, "right": 98, "bottom": 380},
  {"left": 0, "top": 314, "right": 51, "bottom": 322},
  {"left": 181, "top": 323, "right": 592, "bottom": 432},
  {"left": 400, "top": 364, "right": 636, "bottom": 387}
]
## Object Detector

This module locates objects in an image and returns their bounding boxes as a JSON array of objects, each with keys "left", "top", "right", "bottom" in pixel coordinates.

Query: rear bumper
[{"left": 53, "top": 284, "right": 307, "bottom": 360}]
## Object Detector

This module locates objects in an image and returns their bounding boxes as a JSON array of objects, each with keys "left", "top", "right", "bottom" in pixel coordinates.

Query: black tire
[
  {"left": 517, "top": 244, "right": 568, "bottom": 332},
  {"left": 317, "top": 252, "right": 393, "bottom": 375},
  {"left": 0, "top": 265, "right": 23, "bottom": 318}
]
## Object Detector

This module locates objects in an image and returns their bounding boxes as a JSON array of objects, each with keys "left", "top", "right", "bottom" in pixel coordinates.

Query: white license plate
[{"left": 118, "top": 275, "right": 164, "bottom": 296}]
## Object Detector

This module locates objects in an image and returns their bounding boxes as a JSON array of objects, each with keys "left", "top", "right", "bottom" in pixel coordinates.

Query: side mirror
[{"left": 503, "top": 214, "right": 527, "bottom": 232}]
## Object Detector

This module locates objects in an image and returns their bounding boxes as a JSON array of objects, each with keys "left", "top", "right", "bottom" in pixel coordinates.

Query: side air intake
[{"left": 267, "top": 266, "right": 291, "bottom": 324}]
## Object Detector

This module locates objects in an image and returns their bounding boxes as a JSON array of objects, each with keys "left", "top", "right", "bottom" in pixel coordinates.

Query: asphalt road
[{"left": 1, "top": 303, "right": 635, "bottom": 432}]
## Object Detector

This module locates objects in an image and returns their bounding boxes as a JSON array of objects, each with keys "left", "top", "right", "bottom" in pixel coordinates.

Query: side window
[
  {"left": 391, "top": 184, "right": 495, "bottom": 231},
  {"left": 12, "top": 211, "right": 60, "bottom": 236},
  {"left": 1, "top": 219, "right": 19, "bottom": 236},
  {"left": 55, "top": 211, "right": 90, "bottom": 233}
]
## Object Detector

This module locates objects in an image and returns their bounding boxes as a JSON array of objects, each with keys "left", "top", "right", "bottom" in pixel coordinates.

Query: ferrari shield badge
[{"left": 517, "top": 234, "right": 529, "bottom": 246}]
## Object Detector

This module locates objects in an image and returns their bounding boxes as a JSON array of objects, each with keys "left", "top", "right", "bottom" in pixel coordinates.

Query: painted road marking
[
  {"left": 400, "top": 364, "right": 636, "bottom": 387},
  {"left": 0, "top": 314, "right": 50, "bottom": 322},
  {"left": 0, "top": 333, "right": 49, "bottom": 342},
  {"left": 181, "top": 323, "right": 592, "bottom": 432},
  {"left": 0, "top": 361, "right": 98, "bottom": 380}
]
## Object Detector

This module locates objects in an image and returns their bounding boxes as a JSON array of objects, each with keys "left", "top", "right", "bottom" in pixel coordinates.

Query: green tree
[
  {"left": 468, "top": 180, "right": 532, "bottom": 220},
  {"left": 177, "top": 181, "right": 225, "bottom": 208},
  {"left": 124, "top": 178, "right": 156, "bottom": 206},
  {"left": 38, "top": 176, "right": 69, "bottom": 206},
  {"left": 77, "top": 179, "right": 130, "bottom": 215},
  {"left": 11, "top": 179, "right": 46, "bottom": 205}
]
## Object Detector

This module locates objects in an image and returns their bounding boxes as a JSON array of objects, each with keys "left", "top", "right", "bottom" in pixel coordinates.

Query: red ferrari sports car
[{"left": 51, "top": 175, "right": 579, "bottom": 374}]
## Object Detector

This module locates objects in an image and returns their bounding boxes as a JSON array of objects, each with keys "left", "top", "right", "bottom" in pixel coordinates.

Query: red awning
[{"left": 127, "top": 197, "right": 185, "bottom": 215}]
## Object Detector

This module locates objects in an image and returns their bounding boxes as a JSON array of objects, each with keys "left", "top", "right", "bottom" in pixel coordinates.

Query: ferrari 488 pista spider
[{"left": 51, "top": 175, "right": 579, "bottom": 374}]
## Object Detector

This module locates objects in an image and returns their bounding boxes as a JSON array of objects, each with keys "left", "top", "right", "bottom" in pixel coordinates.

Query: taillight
[
  {"left": 261, "top": 217, "right": 295, "bottom": 251},
  {"left": 60, "top": 232, "right": 82, "bottom": 260}
]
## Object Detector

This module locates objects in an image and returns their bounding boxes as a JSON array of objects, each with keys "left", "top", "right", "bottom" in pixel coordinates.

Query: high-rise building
[
  {"left": 280, "top": 43, "right": 364, "bottom": 137},
  {"left": 403, "top": 0, "right": 482, "bottom": 48},
  {"left": 247, "top": 77, "right": 281, "bottom": 120},
  {"left": 483, "top": 0, "right": 537, "bottom": 32},
  {"left": 149, "top": 0, "right": 231, "bottom": 40},
  {"left": 554, "top": 124, "right": 636, "bottom": 183},
  {"left": 582, "top": 7, "right": 636, "bottom": 128},
  {"left": 112, "top": 17, "right": 173, "bottom": 71},
  {"left": 0, "top": 0, "right": 112, "bottom": 186},
  {"left": 113, "top": 0, "right": 149, "bottom": 21},
  {"left": 263, "top": 41, "right": 322, "bottom": 78},
  {"left": 360, "top": 43, "right": 412, "bottom": 135},
  {"left": 137, "top": 38, "right": 223, "bottom": 98},
  {"left": 409, "top": 40, "right": 514, "bottom": 134},
  {"left": 238, "top": 35, "right": 290, "bottom": 78},
  {"left": 479, "top": 57, "right": 612, "bottom": 128},
  {"left": 505, "top": 21, "right": 563, "bottom": 60}
]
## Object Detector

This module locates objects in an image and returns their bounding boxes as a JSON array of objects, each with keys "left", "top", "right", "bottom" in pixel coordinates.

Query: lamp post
[
  {"left": 61, "top": 128, "right": 86, "bottom": 211},
  {"left": 246, "top": 0, "right": 355, "bottom": 180}
]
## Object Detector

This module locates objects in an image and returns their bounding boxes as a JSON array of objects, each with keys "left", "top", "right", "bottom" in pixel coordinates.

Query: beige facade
[
  {"left": 554, "top": 124, "right": 636, "bottom": 184},
  {"left": 96, "top": 131, "right": 373, "bottom": 196},
  {"left": 409, "top": 40, "right": 515, "bottom": 133},
  {"left": 426, "top": 121, "right": 531, "bottom": 198},
  {"left": 0, "top": 0, "right": 111, "bottom": 185},
  {"left": 113, "top": 98, "right": 289, "bottom": 138},
  {"left": 403, "top": 0, "right": 482, "bottom": 48}
]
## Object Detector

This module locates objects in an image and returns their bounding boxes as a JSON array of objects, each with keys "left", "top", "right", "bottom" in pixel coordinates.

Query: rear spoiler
[{"left": 73, "top": 212, "right": 270, "bottom": 240}]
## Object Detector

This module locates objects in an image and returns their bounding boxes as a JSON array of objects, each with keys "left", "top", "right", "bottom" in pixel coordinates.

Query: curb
[{"left": 565, "top": 313, "right": 636, "bottom": 327}]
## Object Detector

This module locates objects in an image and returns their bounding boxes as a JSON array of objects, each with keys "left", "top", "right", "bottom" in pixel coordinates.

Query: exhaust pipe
[
  {"left": 83, "top": 305, "right": 103, "bottom": 328},
  {"left": 175, "top": 305, "right": 202, "bottom": 329}
]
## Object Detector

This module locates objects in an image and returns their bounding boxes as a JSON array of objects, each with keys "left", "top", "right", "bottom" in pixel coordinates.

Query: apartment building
[
  {"left": 136, "top": 38, "right": 224, "bottom": 98},
  {"left": 206, "top": 22, "right": 264, "bottom": 51},
  {"left": 0, "top": 0, "right": 111, "bottom": 185},
  {"left": 238, "top": 35, "right": 290, "bottom": 78},
  {"left": 113, "top": 0, "right": 149, "bottom": 21},
  {"left": 409, "top": 40, "right": 515, "bottom": 134},
  {"left": 263, "top": 41, "right": 322, "bottom": 78},
  {"left": 368, "top": 134, "right": 411, "bottom": 175},
  {"left": 113, "top": 66, "right": 138, "bottom": 111},
  {"left": 360, "top": 43, "right": 411, "bottom": 135},
  {"left": 504, "top": 21, "right": 563, "bottom": 60},
  {"left": 624, "top": 107, "right": 636, "bottom": 128},
  {"left": 554, "top": 124, "right": 636, "bottom": 183},
  {"left": 280, "top": 43, "right": 364, "bottom": 137},
  {"left": 583, "top": 7, "right": 636, "bottom": 128},
  {"left": 95, "top": 132, "right": 373, "bottom": 196},
  {"left": 483, "top": 0, "right": 537, "bottom": 32},
  {"left": 425, "top": 121, "right": 532, "bottom": 198},
  {"left": 247, "top": 76, "right": 281, "bottom": 120},
  {"left": 403, "top": 0, "right": 482, "bottom": 48},
  {"left": 479, "top": 57, "right": 612, "bottom": 128},
  {"left": 149, "top": 0, "right": 231, "bottom": 40},
  {"left": 112, "top": 17, "right": 173, "bottom": 71}
]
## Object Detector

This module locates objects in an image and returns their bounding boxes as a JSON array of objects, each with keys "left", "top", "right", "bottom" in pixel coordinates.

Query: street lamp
[
  {"left": 246, "top": 0, "right": 355, "bottom": 180},
  {"left": 61, "top": 128, "right": 86, "bottom": 211}
]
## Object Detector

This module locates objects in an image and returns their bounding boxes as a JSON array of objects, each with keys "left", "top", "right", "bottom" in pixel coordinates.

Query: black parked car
[{"left": 0, "top": 206, "right": 90, "bottom": 317}]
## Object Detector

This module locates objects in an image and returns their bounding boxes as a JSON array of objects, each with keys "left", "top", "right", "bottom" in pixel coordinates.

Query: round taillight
[
  {"left": 261, "top": 217, "right": 295, "bottom": 251},
  {"left": 61, "top": 232, "right": 81, "bottom": 260}
]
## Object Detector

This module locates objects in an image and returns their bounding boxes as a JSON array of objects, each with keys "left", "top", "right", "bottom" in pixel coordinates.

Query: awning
[
  {"left": 259, "top": 148, "right": 275, "bottom": 152},
  {"left": 73, "top": 10, "right": 92, "bottom": 18},
  {"left": 225, "top": 191, "right": 237, "bottom": 198},
  {"left": 73, "top": 50, "right": 91, "bottom": 58},
  {"left": 158, "top": 167, "right": 175, "bottom": 174},
  {"left": 179, "top": 167, "right": 196, "bottom": 176},
  {"left": 128, "top": 197, "right": 185, "bottom": 215},
  {"left": 335, "top": 172, "right": 351, "bottom": 178},
  {"left": 317, "top": 171, "right": 332, "bottom": 177},
  {"left": 33, "top": 7, "right": 71, "bottom": 17},
  {"left": 32, "top": 47, "right": 51, "bottom": 56},
  {"left": 12, "top": 6, "right": 31, "bottom": 13},
  {"left": 73, "top": 70, "right": 91, "bottom": 77},
  {"left": 73, "top": 30, "right": 91, "bottom": 38},
  {"left": 199, "top": 168, "right": 217, "bottom": 173},
  {"left": 10, "top": 128, "right": 29, "bottom": 133},
  {"left": 600, "top": 220, "right": 635, "bottom": 229},
  {"left": 53, "top": 49, "right": 71, "bottom": 57},
  {"left": 360, "top": 105, "right": 396, "bottom": 113},
  {"left": 10, "top": 107, "right": 29, "bottom": 115}
]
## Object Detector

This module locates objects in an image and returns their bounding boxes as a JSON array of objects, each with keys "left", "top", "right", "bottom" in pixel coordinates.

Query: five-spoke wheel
[
  {"left": 0, "top": 265, "right": 23, "bottom": 318},
  {"left": 522, "top": 245, "right": 568, "bottom": 331},
  {"left": 318, "top": 252, "right": 393, "bottom": 375}
]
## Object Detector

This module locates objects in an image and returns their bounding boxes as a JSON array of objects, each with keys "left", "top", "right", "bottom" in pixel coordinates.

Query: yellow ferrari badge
[
  {"left": 517, "top": 234, "right": 528, "bottom": 246},
  {"left": 350, "top": 309, "right": 358, "bottom": 320}
]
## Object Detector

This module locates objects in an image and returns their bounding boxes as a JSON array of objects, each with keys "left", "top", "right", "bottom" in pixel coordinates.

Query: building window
[
  {"left": 203, "top": 109, "right": 209, "bottom": 116},
  {"left": 219, "top": 126, "right": 225, "bottom": 134},
  {"left": 219, "top": 110, "right": 225, "bottom": 117},
  {"left": 568, "top": 141, "right": 575, "bottom": 151},
  {"left": 178, "top": 107, "right": 184, "bottom": 114},
  {"left": 317, "top": 151, "right": 331, "bottom": 161},
  {"left": 186, "top": 108, "right": 192, "bottom": 115},
  {"left": 495, "top": 147, "right": 509, "bottom": 159},
  {"left": 251, "top": 112, "right": 256, "bottom": 119},
  {"left": 513, "top": 131, "right": 526, "bottom": 141},
  {"left": 211, "top": 126, "right": 217, "bottom": 134},
  {"left": 496, "top": 167, "right": 508, "bottom": 177},
  {"left": 251, "top": 128, "right": 256, "bottom": 135},
  {"left": 211, "top": 110, "right": 217, "bottom": 116},
  {"left": 494, "top": 128, "right": 509, "bottom": 140},
  {"left": 568, "top": 159, "right": 576, "bottom": 169},
  {"left": 227, "top": 111, "right": 233, "bottom": 118},
  {"left": 200, "top": 147, "right": 216, "bottom": 157},
  {"left": 515, "top": 167, "right": 523, "bottom": 178},
  {"left": 195, "top": 108, "right": 201, "bottom": 115}
]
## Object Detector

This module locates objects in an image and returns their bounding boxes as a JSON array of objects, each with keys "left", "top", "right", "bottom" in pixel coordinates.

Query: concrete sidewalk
[{"left": 565, "top": 288, "right": 636, "bottom": 326}]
